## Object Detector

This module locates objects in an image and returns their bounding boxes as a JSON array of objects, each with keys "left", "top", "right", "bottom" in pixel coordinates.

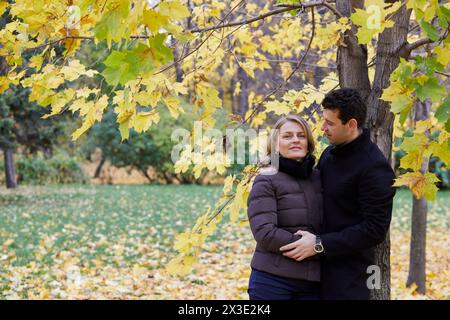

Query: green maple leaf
[
  {"left": 147, "top": 34, "right": 174, "bottom": 66},
  {"left": 414, "top": 78, "right": 446, "bottom": 102},
  {"left": 415, "top": 56, "right": 444, "bottom": 76},
  {"left": 391, "top": 58, "right": 415, "bottom": 84},
  {"left": 101, "top": 36, "right": 173, "bottom": 86},
  {"left": 437, "top": 4, "right": 450, "bottom": 28},
  {"left": 94, "top": 0, "right": 130, "bottom": 48},
  {"left": 419, "top": 19, "right": 440, "bottom": 41},
  {"left": 102, "top": 51, "right": 135, "bottom": 86},
  {"left": 391, "top": 95, "right": 414, "bottom": 114},
  {"left": 435, "top": 94, "right": 450, "bottom": 123}
]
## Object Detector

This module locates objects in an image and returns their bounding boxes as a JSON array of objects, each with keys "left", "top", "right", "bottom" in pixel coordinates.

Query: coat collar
[
  {"left": 329, "top": 128, "right": 371, "bottom": 156},
  {"left": 277, "top": 153, "right": 315, "bottom": 179}
]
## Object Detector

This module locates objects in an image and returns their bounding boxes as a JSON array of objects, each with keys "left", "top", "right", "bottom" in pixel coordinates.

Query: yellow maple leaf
[
  {"left": 197, "top": 84, "right": 222, "bottom": 110},
  {"left": 314, "top": 17, "right": 351, "bottom": 50},
  {"left": 393, "top": 172, "right": 440, "bottom": 201},
  {"left": 142, "top": 9, "right": 169, "bottom": 33},
  {"left": 0, "top": 76, "right": 10, "bottom": 94},
  {"left": 0, "top": 1, "right": 8, "bottom": 16},
  {"left": 264, "top": 100, "right": 291, "bottom": 115},
  {"left": 72, "top": 95, "right": 109, "bottom": 140},
  {"left": 158, "top": 1, "right": 190, "bottom": 20},
  {"left": 223, "top": 175, "right": 235, "bottom": 194},
  {"left": 163, "top": 96, "right": 183, "bottom": 119},
  {"left": 29, "top": 55, "right": 44, "bottom": 71},
  {"left": 434, "top": 44, "right": 450, "bottom": 67},
  {"left": 400, "top": 150, "right": 425, "bottom": 171},
  {"left": 61, "top": 59, "right": 98, "bottom": 81},
  {"left": 42, "top": 88, "right": 76, "bottom": 119},
  {"left": 351, "top": 0, "right": 402, "bottom": 44},
  {"left": 381, "top": 80, "right": 415, "bottom": 113},
  {"left": 131, "top": 111, "right": 160, "bottom": 133},
  {"left": 400, "top": 134, "right": 429, "bottom": 153},
  {"left": 428, "top": 141, "right": 450, "bottom": 165}
]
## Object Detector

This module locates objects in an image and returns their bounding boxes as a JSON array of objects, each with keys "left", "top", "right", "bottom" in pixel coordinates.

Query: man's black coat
[{"left": 317, "top": 128, "right": 396, "bottom": 300}]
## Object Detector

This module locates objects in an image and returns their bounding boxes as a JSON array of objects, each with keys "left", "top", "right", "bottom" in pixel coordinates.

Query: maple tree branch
[
  {"left": 190, "top": 0, "right": 340, "bottom": 34},
  {"left": 240, "top": 56, "right": 337, "bottom": 69},
  {"left": 190, "top": 7, "right": 298, "bottom": 33},
  {"left": 240, "top": 7, "right": 317, "bottom": 126},
  {"left": 398, "top": 29, "right": 449, "bottom": 59},
  {"left": 276, "top": 0, "right": 343, "bottom": 18},
  {"left": 154, "top": 0, "right": 246, "bottom": 76},
  {"left": 435, "top": 70, "right": 449, "bottom": 77}
]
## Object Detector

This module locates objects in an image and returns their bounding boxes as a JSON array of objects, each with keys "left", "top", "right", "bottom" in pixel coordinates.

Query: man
[{"left": 280, "top": 88, "right": 396, "bottom": 299}]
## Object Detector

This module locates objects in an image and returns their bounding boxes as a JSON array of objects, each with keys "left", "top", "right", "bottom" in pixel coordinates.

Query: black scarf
[{"left": 275, "top": 153, "right": 315, "bottom": 179}]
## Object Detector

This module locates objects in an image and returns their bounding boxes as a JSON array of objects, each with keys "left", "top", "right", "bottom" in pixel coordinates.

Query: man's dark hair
[{"left": 321, "top": 88, "right": 367, "bottom": 128}]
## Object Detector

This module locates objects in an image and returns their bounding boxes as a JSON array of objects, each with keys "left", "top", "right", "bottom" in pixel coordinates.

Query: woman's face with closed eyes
[{"left": 277, "top": 121, "right": 308, "bottom": 160}]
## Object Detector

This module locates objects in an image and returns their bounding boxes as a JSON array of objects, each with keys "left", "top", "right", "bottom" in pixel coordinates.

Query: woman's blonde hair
[{"left": 266, "top": 114, "right": 315, "bottom": 157}]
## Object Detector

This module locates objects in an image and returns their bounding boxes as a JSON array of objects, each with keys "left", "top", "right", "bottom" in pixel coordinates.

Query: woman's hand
[{"left": 279, "top": 230, "right": 317, "bottom": 261}]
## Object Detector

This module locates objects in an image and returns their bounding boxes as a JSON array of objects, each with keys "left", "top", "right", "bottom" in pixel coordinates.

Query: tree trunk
[
  {"left": 3, "top": 147, "right": 17, "bottom": 189},
  {"left": 94, "top": 156, "right": 106, "bottom": 178},
  {"left": 237, "top": 60, "right": 250, "bottom": 117},
  {"left": 161, "top": 171, "right": 174, "bottom": 184},
  {"left": 406, "top": 166, "right": 428, "bottom": 294},
  {"left": 365, "top": 5, "right": 412, "bottom": 300},
  {"left": 230, "top": 71, "right": 237, "bottom": 114},
  {"left": 43, "top": 146, "right": 53, "bottom": 159},
  {"left": 140, "top": 168, "right": 152, "bottom": 183},
  {"left": 406, "top": 100, "right": 430, "bottom": 294},
  {"left": 217, "top": 63, "right": 225, "bottom": 102},
  {"left": 178, "top": 174, "right": 190, "bottom": 184},
  {"left": 173, "top": 36, "right": 184, "bottom": 83},
  {"left": 336, "top": 0, "right": 371, "bottom": 100},
  {"left": 336, "top": 0, "right": 412, "bottom": 299}
]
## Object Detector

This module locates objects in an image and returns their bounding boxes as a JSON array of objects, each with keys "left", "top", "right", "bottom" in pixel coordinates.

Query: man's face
[{"left": 321, "top": 109, "right": 353, "bottom": 145}]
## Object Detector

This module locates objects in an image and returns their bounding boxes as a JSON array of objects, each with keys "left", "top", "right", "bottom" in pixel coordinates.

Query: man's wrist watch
[{"left": 314, "top": 235, "right": 324, "bottom": 253}]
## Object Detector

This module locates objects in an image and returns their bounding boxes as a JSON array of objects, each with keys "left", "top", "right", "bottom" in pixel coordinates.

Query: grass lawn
[{"left": 0, "top": 185, "right": 448, "bottom": 299}]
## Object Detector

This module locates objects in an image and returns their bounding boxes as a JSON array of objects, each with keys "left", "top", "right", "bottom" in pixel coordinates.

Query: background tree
[
  {"left": 82, "top": 103, "right": 210, "bottom": 184},
  {"left": 0, "top": 86, "right": 17, "bottom": 188},
  {"left": 405, "top": 100, "right": 430, "bottom": 294},
  {"left": 0, "top": 86, "right": 68, "bottom": 188}
]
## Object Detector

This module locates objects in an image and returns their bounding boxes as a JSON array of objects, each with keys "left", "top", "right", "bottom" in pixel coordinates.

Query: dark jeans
[{"left": 248, "top": 268, "right": 321, "bottom": 300}]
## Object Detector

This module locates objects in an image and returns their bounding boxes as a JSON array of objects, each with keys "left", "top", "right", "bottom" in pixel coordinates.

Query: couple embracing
[{"left": 247, "top": 88, "right": 396, "bottom": 300}]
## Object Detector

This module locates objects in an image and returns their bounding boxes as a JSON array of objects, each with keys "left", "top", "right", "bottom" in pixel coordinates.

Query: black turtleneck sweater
[{"left": 317, "top": 128, "right": 396, "bottom": 300}]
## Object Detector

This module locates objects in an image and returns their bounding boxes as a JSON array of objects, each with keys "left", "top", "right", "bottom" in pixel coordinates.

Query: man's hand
[{"left": 279, "top": 230, "right": 317, "bottom": 261}]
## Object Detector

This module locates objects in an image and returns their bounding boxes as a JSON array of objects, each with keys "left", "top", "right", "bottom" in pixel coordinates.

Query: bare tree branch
[
  {"left": 241, "top": 56, "right": 337, "bottom": 69},
  {"left": 435, "top": 70, "right": 450, "bottom": 78},
  {"left": 398, "top": 30, "right": 449, "bottom": 59},
  {"left": 241, "top": 7, "right": 317, "bottom": 126},
  {"left": 190, "top": 0, "right": 342, "bottom": 34},
  {"left": 154, "top": 0, "right": 246, "bottom": 75}
]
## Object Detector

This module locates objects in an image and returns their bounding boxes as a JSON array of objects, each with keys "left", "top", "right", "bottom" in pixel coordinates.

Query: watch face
[{"left": 314, "top": 244, "right": 324, "bottom": 253}]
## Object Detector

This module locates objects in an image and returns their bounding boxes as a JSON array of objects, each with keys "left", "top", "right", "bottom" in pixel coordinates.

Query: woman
[{"left": 247, "top": 114, "right": 323, "bottom": 300}]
